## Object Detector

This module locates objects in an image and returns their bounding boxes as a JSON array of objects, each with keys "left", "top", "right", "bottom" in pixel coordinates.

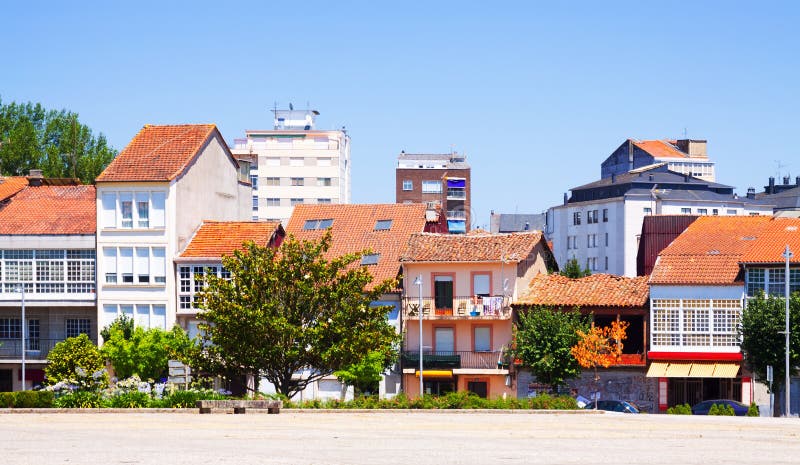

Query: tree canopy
[
  {"left": 101, "top": 319, "right": 193, "bottom": 381},
  {"left": 513, "top": 306, "right": 589, "bottom": 388},
  {"left": 0, "top": 98, "right": 116, "bottom": 183},
  {"left": 740, "top": 292, "right": 800, "bottom": 395},
  {"left": 194, "top": 231, "right": 399, "bottom": 398},
  {"left": 559, "top": 257, "right": 591, "bottom": 278},
  {"left": 571, "top": 320, "right": 628, "bottom": 384}
]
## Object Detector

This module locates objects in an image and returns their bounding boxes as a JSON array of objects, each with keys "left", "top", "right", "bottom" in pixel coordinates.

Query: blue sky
[{"left": 3, "top": 1, "right": 798, "bottom": 228}]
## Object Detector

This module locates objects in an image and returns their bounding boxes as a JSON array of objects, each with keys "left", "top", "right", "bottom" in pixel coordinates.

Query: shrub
[
  {"left": 102, "top": 325, "right": 193, "bottom": 380},
  {"left": 159, "top": 389, "right": 227, "bottom": 408},
  {"left": 747, "top": 403, "right": 760, "bottom": 417},
  {"left": 108, "top": 391, "right": 152, "bottom": 408},
  {"left": 708, "top": 403, "right": 735, "bottom": 416},
  {"left": 667, "top": 403, "right": 692, "bottom": 415},
  {"left": 45, "top": 334, "right": 107, "bottom": 389},
  {"left": 13, "top": 390, "right": 39, "bottom": 408},
  {"left": 0, "top": 392, "right": 14, "bottom": 408},
  {"left": 54, "top": 391, "right": 105, "bottom": 408}
]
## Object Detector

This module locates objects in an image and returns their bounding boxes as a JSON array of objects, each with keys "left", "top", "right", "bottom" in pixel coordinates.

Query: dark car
[
  {"left": 691, "top": 399, "right": 749, "bottom": 416},
  {"left": 584, "top": 400, "right": 641, "bottom": 413}
]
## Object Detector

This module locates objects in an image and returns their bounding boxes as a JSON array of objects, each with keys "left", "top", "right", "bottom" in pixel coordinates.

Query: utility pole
[{"left": 783, "top": 245, "right": 793, "bottom": 417}]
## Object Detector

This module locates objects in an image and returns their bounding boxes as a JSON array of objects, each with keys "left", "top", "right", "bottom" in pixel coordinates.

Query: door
[
  {"left": 434, "top": 275, "right": 454, "bottom": 311},
  {"left": 0, "top": 369, "right": 11, "bottom": 392},
  {"left": 467, "top": 381, "right": 488, "bottom": 398}
]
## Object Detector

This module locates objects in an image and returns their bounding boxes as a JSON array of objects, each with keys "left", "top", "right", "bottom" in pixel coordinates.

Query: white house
[{"left": 95, "top": 124, "right": 250, "bottom": 338}]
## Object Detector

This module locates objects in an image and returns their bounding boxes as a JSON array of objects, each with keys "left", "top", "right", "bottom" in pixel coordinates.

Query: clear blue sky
[{"left": 3, "top": 1, "right": 798, "bottom": 228}]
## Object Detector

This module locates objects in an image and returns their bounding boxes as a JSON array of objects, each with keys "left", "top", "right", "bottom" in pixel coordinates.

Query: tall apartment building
[
  {"left": 395, "top": 151, "right": 470, "bottom": 234},
  {"left": 232, "top": 109, "right": 351, "bottom": 223},
  {"left": 602, "top": 139, "right": 716, "bottom": 182}
]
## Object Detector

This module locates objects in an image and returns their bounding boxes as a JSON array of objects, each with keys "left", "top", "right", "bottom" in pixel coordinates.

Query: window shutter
[
  {"left": 135, "top": 304, "right": 150, "bottom": 328},
  {"left": 152, "top": 248, "right": 166, "bottom": 283},
  {"left": 135, "top": 248, "right": 149, "bottom": 283},
  {"left": 151, "top": 192, "right": 166, "bottom": 228},
  {"left": 151, "top": 305, "right": 166, "bottom": 330},
  {"left": 101, "top": 193, "right": 117, "bottom": 228}
]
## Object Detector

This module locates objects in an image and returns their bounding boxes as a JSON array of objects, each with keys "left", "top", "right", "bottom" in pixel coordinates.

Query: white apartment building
[
  {"left": 95, "top": 124, "right": 250, "bottom": 338},
  {"left": 548, "top": 164, "right": 774, "bottom": 277},
  {"left": 232, "top": 109, "right": 351, "bottom": 222}
]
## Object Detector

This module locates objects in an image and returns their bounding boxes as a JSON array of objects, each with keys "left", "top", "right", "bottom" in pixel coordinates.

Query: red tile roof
[
  {"left": 0, "top": 185, "right": 96, "bottom": 234},
  {"left": 649, "top": 216, "right": 772, "bottom": 285},
  {"left": 518, "top": 274, "right": 649, "bottom": 308},
  {"left": 96, "top": 124, "right": 221, "bottom": 182},
  {"left": 180, "top": 221, "right": 284, "bottom": 259},
  {"left": 286, "top": 203, "right": 428, "bottom": 290},
  {"left": 633, "top": 139, "right": 692, "bottom": 160},
  {"left": 0, "top": 176, "right": 28, "bottom": 201},
  {"left": 400, "top": 231, "right": 544, "bottom": 263},
  {"left": 740, "top": 217, "right": 800, "bottom": 264}
]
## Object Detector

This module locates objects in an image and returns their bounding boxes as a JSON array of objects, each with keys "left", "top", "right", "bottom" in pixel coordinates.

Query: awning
[
  {"left": 645, "top": 362, "right": 740, "bottom": 378},
  {"left": 447, "top": 179, "right": 465, "bottom": 188},
  {"left": 415, "top": 370, "right": 453, "bottom": 379}
]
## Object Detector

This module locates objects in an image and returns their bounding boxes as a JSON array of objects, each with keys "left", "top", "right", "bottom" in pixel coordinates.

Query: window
[
  {"left": 712, "top": 209, "right": 719, "bottom": 216},
  {"left": 317, "top": 198, "right": 332, "bottom": 204},
  {"left": 681, "top": 208, "right": 691, "bottom": 214},
  {"left": 317, "top": 177, "right": 332, "bottom": 187},
  {"left": 120, "top": 193, "right": 133, "bottom": 228},
  {"left": 0, "top": 318, "right": 21, "bottom": 339},
  {"left": 120, "top": 247, "right": 133, "bottom": 283},
  {"left": 402, "top": 180, "right": 413, "bottom": 191},
  {"left": 104, "top": 247, "right": 165, "bottom": 286},
  {"left": 152, "top": 248, "right": 166, "bottom": 284},
  {"left": 361, "top": 253, "right": 380, "bottom": 265},
  {"left": 290, "top": 198, "right": 304, "bottom": 206},
  {"left": 643, "top": 207, "right": 652, "bottom": 215},
  {"left": 434, "top": 327, "right": 455, "bottom": 352},
  {"left": 587, "top": 210, "right": 598, "bottom": 224},
  {"left": 266, "top": 198, "right": 280, "bottom": 207},
  {"left": 374, "top": 219, "right": 393, "bottom": 231},
  {"left": 422, "top": 180, "right": 442, "bottom": 193},
  {"left": 136, "top": 192, "right": 149, "bottom": 227},
  {"left": 698, "top": 208, "right": 708, "bottom": 215},
  {"left": 101, "top": 193, "right": 116, "bottom": 227},
  {"left": 291, "top": 177, "right": 304, "bottom": 186},
  {"left": 318, "top": 158, "right": 332, "bottom": 167},
  {"left": 27, "top": 319, "right": 40, "bottom": 350},
  {"left": 727, "top": 209, "right": 737, "bottom": 215},
  {"left": 474, "top": 326, "right": 491, "bottom": 352},
  {"left": 103, "top": 304, "right": 166, "bottom": 330},
  {"left": 768, "top": 269, "right": 786, "bottom": 296},
  {"left": 135, "top": 248, "right": 150, "bottom": 283},
  {"left": 266, "top": 158, "right": 280, "bottom": 167},
  {"left": 266, "top": 177, "right": 280, "bottom": 186},
  {"left": 746, "top": 268, "right": 765, "bottom": 297},
  {"left": 605, "top": 256, "right": 608, "bottom": 270},
  {"left": 290, "top": 157, "right": 304, "bottom": 167},
  {"left": 101, "top": 191, "right": 166, "bottom": 229},
  {"left": 252, "top": 196, "right": 259, "bottom": 211},
  {"left": 303, "top": 219, "right": 334, "bottom": 230},
  {"left": 66, "top": 319, "right": 91, "bottom": 339},
  {"left": 602, "top": 209, "right": 608, "bottom": 222},
  {"left": 250, "top": 174, "right": 258, "bottom": 189},
  {"left": 434, "top": 275, "right": 454, "bottom": 311},
  {"left": 605, "top": 233, "right": 609, "bottom": 247},
  {"left": 472, "top": 273, "right": 490, "bottom": 298},
  {"left": 573, "top": 212, "right": 581, "bottom": 225}
]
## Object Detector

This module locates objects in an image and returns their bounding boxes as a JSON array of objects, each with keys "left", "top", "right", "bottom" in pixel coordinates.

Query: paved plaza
[{"left": 2, "top": 410, "right": 800, "bottom": 464}]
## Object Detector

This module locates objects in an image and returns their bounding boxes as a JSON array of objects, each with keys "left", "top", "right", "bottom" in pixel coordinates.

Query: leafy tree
[
  {"left": 571, "top": 320, "right": 628, "bottom": 406},
  {"left": 334, "top": 350, "right": 392, "bottom": 398},
  {"left": 45, "top": 334, "right": 108, "bottom": 388},
  {"left": 559, "top": 257, "right": 591, "bottom": 278},
  {"left": 513, "top": 306, "right": 589, "bottom": 388},
  {"left": 100, "top": 314, "right": 134, "bottom": 342},
  {"left": 0, "top": 97, "right": 116, "bottom": 183},
  {"left": 194, "top": 231, "right": 400, "bottom": 398},
  {"left": 740, "top": 292, "right": 800, "bottom": 401},
  {"left": 102, "top": 325, "right": 194, "bottom": 380}
]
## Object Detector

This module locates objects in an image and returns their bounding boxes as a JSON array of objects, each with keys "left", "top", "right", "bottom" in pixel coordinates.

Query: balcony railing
[
  {"left": 0, "top": 338, "right": 63, "bottom": 360},
  {"left": 401, "top": 351, "right": 507, "bottom": 370},
  {"left": 403, "top": 295, "right": 509, "bottom": 319},
  {"left": 446, "top": 210, "right": 467, "bottom": 220},
  {"left": 446, "top": 188, "right": 466, "bottom": 199}
]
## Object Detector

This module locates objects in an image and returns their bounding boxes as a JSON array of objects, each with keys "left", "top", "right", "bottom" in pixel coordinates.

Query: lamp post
[
  {"left": 783, "top": 245, "right": 792, "bottom": 417},
  {"left": 414, "top": 275, "right": 423, "bottom": 397},
  {"left": 16, "top": 284, "right": 26, "bottom": 391}
]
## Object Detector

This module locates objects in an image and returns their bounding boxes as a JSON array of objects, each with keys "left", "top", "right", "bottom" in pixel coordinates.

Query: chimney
[
  {"left": 27, "top": 169, "right": 43, "bottom": 187},
  {"left": 747, "top": 187, "right": 756, "bottom": 199},
  {"left": 784, "top": 176, "right": 791, "bottom": 185},
  {"left": 563, "top": 193, "right": 568, "bottom": 205},
  {"left": 768, "top": 176, "right": 775, "bottom": 194},
  {"left": 524, "top": 221, "right": 530, "bottom": 231}
]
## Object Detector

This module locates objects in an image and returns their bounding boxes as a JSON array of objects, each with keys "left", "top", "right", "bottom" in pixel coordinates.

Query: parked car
[
  {"left": 691, "top": 399, "right": 749, "bottom": 416},
  {"left": 584, "top": 400, "right": 641, "bottom": 413}
]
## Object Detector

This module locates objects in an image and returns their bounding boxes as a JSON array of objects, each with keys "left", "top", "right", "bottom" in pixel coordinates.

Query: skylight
[
  {"left": 361, "top": 253, "right": 380, "bottom": 265},
  {"left": 303, "top": 219, "right": 334, "bottom": 230},
  {"left": 374, "top": 219, "right": 393, "bottom": 231}
]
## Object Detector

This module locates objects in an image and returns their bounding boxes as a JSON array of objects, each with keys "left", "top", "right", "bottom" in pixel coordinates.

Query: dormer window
[{"left": 374, "top": 219, "right": 393, "bottom": 231}]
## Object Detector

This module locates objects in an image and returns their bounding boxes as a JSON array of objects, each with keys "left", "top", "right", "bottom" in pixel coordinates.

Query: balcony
[
  {"left": 446, "top": 210, "right": 467, "bottom": 220},
  {"left": 401, "top": 351, "right": 507, "bottom": 370},
  {"left": 446, "top": 188, "right": 466, "bottom": 200},
  {"left": 0, "top": 339, "right": 63, "bottom": 361},
  {"left": 403, "top": 295, "right": 510, "bottom": 319}
]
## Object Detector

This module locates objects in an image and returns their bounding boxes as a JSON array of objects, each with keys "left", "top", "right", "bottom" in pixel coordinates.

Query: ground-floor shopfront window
[
  {"left": 668, "top": 378, "right": 741, "bottom": 407},
  {"left": 424, "top": 379, "right": 455, "bottom": 395}
]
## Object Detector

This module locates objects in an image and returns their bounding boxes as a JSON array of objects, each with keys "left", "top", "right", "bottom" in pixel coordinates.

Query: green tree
[
  {"left": 194, "top": 231, "right": 400, "bottom": 398},
  {"left": 45, "top": 334, "right": 108, "bottom": 388},
  {"left": 100, "top": 314, "right": 134, "bottom": 342},
  {"left": 740, "top": 292, "right": 800, "bottom": 405},
  {"left": 102, "top": 325, "right": 194, "bottom": 380},
  {"left": 559, "top": 257, "right": 591, "bottom": 278},
  {"left": 513, "top": 306, "right": 589, "bottom": 388},
  {"left": 334, "top": 350, "right": 392, "bottom": 398},
  {"left": 0, "top": 97, "right": 116, "bottom": 183}
]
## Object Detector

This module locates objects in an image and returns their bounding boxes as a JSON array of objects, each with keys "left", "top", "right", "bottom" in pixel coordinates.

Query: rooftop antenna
[
  {"left": 775, "top": 160, "right": 787, "bottom": 179},
  {"left": 683, "top": 127, "right": 688, "bottom": 138}
]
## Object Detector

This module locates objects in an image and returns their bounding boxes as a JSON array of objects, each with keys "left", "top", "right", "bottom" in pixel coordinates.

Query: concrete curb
[{"left": 0, "top": 407, "right": 600, "bottom": 415}]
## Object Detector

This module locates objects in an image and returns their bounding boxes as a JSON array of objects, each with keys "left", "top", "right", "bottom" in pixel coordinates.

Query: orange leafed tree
[{"left": 571, "top": 320, "right": 629, "bottom": 382}]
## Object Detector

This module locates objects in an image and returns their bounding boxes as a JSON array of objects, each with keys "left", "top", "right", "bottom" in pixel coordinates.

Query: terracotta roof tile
[
  {"left": 0, "top": 185, "right": 95, "bottom": 235},
  {"left": 649, "top": 216, "right": 772, "bottom": 285},
  {"left": 96, "top": 124, "right": 218, "bottom": 182},
  {"left": 518, "top": 274, "right": 649, "bottom": 308},
  {"left": 633, "top": 139, "right": 692, "bottom": 160},
  {"left": 286, "top": 203, "right": 428, "bottom": 290},
  {"left": 400, "top": 231, "right": 544, "bottom": 263},
  {"left": 180, "top": 221, "right": 284, "bottom": 259},
  {"left": 0, "top": 176, "right": 28, "bottom": 201},
  {"left": 740, "top": 217, "right": 800, "bottom": 264}
]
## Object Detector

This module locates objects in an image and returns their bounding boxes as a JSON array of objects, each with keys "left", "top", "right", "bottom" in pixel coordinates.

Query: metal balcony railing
[
  {"left": 446, "top": 210, "right": 467, "bottom": 220},
  {"left": 401, "top": 350, "right": 507, "bottom": 370},
  {"left": 446, "top": 188, "right": 466, "bottom": 199},
  {"left": 0, "top": 338, "right": 63, "bottom": 360},
  {"left": 403, "top": 295, "right": 509, "bottom": 318}
]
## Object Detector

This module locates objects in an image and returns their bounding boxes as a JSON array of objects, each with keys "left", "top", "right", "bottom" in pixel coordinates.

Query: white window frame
[{"left": 100, "top": 191, "right": 167, "bottom": 230}]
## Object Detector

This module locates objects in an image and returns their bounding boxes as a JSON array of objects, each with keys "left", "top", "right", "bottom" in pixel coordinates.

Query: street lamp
[
  {"left": 414, "top": 275, "right": 423, "bottom": 397},
  {"left": 783, "top": 245, "right": 792, "bottom": 417},
  {"left": 15, "top": 284, "right": 26, "bottom": 391}
]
